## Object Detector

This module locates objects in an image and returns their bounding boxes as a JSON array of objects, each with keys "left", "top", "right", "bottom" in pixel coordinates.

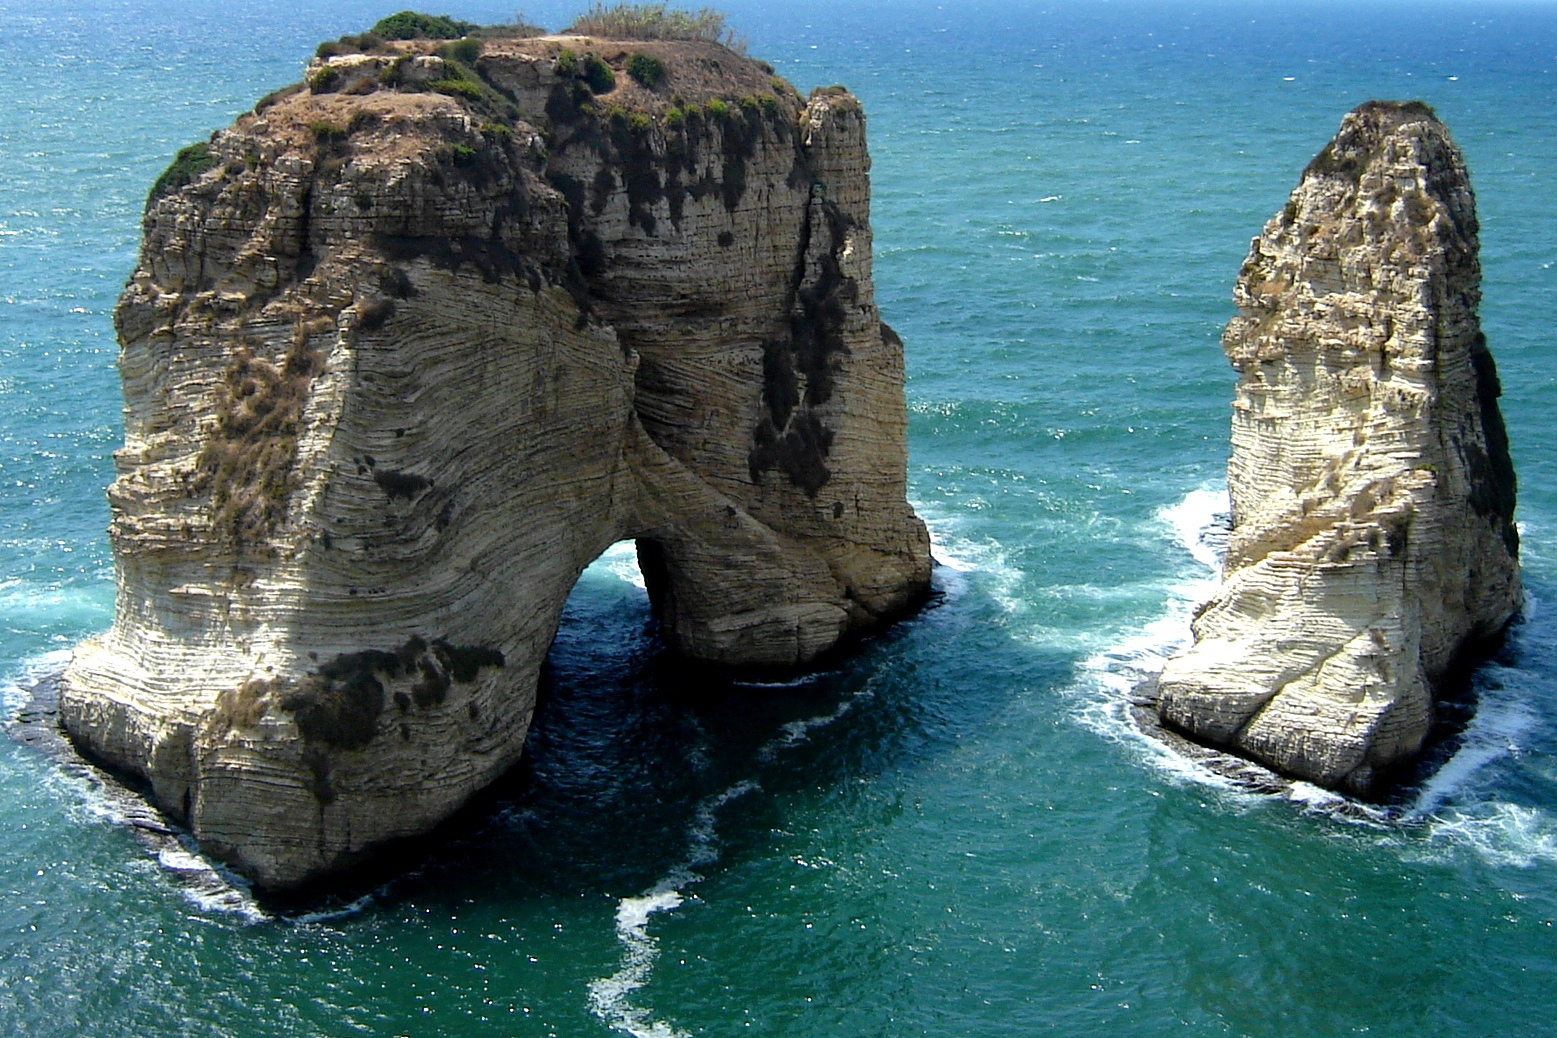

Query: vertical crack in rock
[
  {"left": 57, "top": 35, "right": 930, "bottom": 889},
  {"left": 1155, "top": 101, "right": 1521, "bottom": 796}
]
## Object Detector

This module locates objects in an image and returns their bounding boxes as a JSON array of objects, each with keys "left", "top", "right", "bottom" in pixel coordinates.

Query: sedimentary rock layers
[
  {"left": 59, "top": 37, "right": 930, "bottom": 887},
  {"left": 1157, "top": 102, "right": 1520, "bottom": 794}
]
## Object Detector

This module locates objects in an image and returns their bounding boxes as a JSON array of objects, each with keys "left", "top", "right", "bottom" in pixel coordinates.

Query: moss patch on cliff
[{"left": 195, "top": 330, "right": 326, "bottom": 547}]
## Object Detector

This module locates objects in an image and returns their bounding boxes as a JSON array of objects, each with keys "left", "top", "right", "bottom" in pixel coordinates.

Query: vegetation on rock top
[
  {"left": 1303, "top": 99, "right": 1442, "bottom": 183},
  {"left": 146, "top": 140, "right": 217, "bottom": 212},
  {"left": 370, "top": 10, "right": 479, "bottom": 40},
  {"left": 566, "top": 3, "right": 744, "bottom": 49}
]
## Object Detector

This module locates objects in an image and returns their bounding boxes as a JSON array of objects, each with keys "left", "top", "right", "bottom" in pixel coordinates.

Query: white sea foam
[
  {"left": 757, "top": 693, "right": 867, "bottom": 764},
  {"left": 587, "top": 889, "right": 691, "bottom": 1038},
  {"left": 1410, "top": 801, "right": 1557, "bottom": 869},
  {"left": 1408, "top": 676, "right": 1537, "bottom": 821},
  {"left": 686, "top": 780, "right": 759, "bottom": 869},
  {"left": 1, "top": 647, "right": 73, "bottom": 715},
  {"left": 1397, "top": 592, "right": 1557, "bottom": 866},
  {"left": 287, "top": 891, "right": 381, "bottom": 927},
  {"left": 920, "top": 511, "right": 1025, "bottom": 615},
  {"left": 3, "top": 650, "right": 273, "bottom": 922},
  {"left": 1069, "top": 487, "right": 1226, "bottom": 765},
  {"left": 602, "top": 541, "right": 648, "bottom": 590},
  {"left": 155, "top": 845, "right": 270, "bottom": 923},
  {"left": 48, "top": 763, "right": 274, "bottom": 922},
  {"left": 1074, "top": 489, "right": 1557, "bottom": 868},
  {"left": 586, "top": 787, "right": 729, "bottom": 1037},
  {"left": 580, "top": 541, "right": 648, "bottom": 591},
  {"left": 1157, "top": 487, "right": 1231, "bottom": 571},
  {"left": 0, "top": 578, "right": 109, "bottom": 632},
  {"left": 729, "top": 673, "right": 824, "bottom": 691}
]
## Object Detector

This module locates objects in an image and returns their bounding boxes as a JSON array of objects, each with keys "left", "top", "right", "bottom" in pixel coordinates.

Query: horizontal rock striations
[
  {"left": 59, "top": 35, "right": 931, "bottom": 888},
  {"left": 1156, "top": 102, "right": 1520, "bottom": 795}
]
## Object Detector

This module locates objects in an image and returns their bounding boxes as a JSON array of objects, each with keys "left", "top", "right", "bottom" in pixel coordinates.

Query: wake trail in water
[
  {"left": 585, "top": 684, "right": 875, "bottom": 1037},
  {"left": 585, "top": 515, "right": 987, "bottom": 1036}
]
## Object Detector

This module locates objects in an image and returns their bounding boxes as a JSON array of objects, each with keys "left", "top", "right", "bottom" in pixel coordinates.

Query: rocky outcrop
[
  {"left": 59, "top": 35, "right": 930, "bottom": 888},
  {"left": 1156, "top": 102, "right": 1520, "bottom": 795}
]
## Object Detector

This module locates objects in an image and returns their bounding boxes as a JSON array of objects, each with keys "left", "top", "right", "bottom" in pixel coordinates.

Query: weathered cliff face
[
  {"left": 59, "top": 36, "right": 930, "bottom": 888},
  {"left": 1156, "top": 102, "right": 1520, "bottom": 795}
]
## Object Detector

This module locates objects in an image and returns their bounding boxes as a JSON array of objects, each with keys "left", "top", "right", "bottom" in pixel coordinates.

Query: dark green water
[{"left": 2, "top": 1, "right": 1554, "bottom": 1034}]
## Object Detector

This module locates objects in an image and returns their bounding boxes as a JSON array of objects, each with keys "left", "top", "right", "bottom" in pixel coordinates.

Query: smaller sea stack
[{"left": 1156, "top": 101, "right": 1521, "bottom": 795}]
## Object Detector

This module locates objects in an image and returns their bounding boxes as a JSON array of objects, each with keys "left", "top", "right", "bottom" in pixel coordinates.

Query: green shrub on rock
[
  {"left": 371, "top": 10, "right": 478, "bottom": 40},
  {"left": 582, "top": 54, "right": 616, "bottom": 93},
  {"left": 626, "top": 53, "right": 666, "bottom": 88},
  {"left": 307, "top": 65, "right": 341, "bottom": 93},
  {"left": 147, "top": 141, "right": 217, "bottom": 211},
  {"left": 440, "top": 36, "right": 483, "bottom": 64}
]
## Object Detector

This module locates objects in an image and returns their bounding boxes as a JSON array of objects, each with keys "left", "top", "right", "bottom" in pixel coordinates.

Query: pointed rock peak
[
  {"left": 1154, "top": 104, "right": 1520, "bottom": 797},
  {"left": 1303, "top": 100, "right": 1446, "bottom": 183}
]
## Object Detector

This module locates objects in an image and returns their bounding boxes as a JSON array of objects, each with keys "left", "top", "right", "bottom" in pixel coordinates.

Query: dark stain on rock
[
  {"left": 380, "top": 266, "right": 417, "bottom": 299},
  {"left": 591, "top": 167, "right": 617, "bottom": 215},
  {"left": 747, "top": 190, "right": 855, "bottom": 497},
  {"left": 280, "top": 636, "right": 506, "bottom": 763},
  {"left": 377, "top": 233, "right": 526, "bottom": 284},
  {"left": 356, "top": 296, "right": 395, "bottom": 330},
  {"left": 373, "top": 468, "right": 431, "bottom": 501},
  {"left": 1466, "top": 332, "right": 1519, "bottom": 555}
]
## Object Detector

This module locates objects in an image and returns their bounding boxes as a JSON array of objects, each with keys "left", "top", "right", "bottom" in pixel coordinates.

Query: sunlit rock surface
[
  {"left": 1157, "top": 102, "right": 1520, "bottom": 795},
  {"left": 59, "top": 35, "right": 930, "bottom": 888}
]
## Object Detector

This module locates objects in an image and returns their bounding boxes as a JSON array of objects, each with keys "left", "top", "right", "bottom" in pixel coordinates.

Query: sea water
[{"left": 2, "top": 1, "right": 1554, "bottom": 1035}]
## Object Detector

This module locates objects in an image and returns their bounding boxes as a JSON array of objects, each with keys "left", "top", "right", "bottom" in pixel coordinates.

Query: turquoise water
[{"left": 3, "top": 1, "right": 1556, "bottom": 1035}]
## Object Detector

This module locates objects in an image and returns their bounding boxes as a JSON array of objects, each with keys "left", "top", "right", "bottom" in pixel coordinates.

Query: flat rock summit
[
  {"left": 1157, "top": 102, "right": 1521, "bottom": 794},
  {"left": 58, "top": 33, "right": 931, "bottom": 888}
]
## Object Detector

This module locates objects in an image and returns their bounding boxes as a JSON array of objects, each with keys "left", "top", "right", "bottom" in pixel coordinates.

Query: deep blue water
[{"left": 2, "top": 1, "right": 1555, "bottom": 1035}]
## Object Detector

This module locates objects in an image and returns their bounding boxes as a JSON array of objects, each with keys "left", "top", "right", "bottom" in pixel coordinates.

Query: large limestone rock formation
[
  {"left": 1157, "top": 102, "right": 1520, "bottom": 795},
  {"left": 59, "top": 36, "right": 930, "bottom": 888}
]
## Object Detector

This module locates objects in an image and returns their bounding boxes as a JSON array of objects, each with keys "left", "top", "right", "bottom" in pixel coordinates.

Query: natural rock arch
[{"left": 58, "top": 37, "right": 930, "bottom": 888}]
